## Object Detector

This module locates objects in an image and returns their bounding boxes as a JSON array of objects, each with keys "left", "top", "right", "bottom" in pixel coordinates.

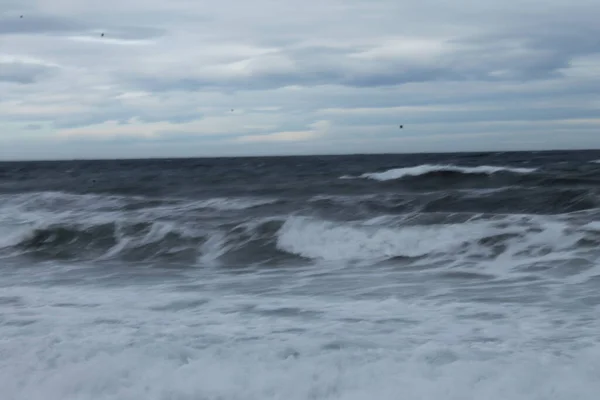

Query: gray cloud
[
  {"left": 0, "top": 61, "right": 57, "bottom": 83},
  {"left": 0, "top": 15, "right": 84, "bottom": 35},
  {"left": 129, "top": 28, "right": 599, "bottom": 93},
  {"left": 326, "top": 107, "right": 600, "bottom": 128},
  {"left": 0, "top": 14, "right": 165, "bottom": 41},
  {"left": 1, "top": 0, "right": 600, "bottom": 160},
  {"left": 51, "top": 109, "right": 205, "bottom": 129}
]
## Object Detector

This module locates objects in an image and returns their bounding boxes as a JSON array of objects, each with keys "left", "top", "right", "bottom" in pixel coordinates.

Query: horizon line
[{"left": 1, "top": 147, "right": 600, "bottom": 163}]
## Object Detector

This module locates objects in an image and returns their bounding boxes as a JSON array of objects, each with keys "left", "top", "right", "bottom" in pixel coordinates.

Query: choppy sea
[{"left": 3, "top": 150, "right": 600, "bottom": 399}]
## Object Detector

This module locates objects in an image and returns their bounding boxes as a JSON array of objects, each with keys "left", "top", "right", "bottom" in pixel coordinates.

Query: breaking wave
[
  {"left": 276, "top": 215, "right": 595, "bottom": 263},
  {"left": 2, "top": 204, "right": 599, "bottom": 272}
]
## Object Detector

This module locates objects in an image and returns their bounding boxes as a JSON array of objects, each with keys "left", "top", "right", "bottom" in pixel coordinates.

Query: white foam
[
  {"left": 5, "top": 344, "right": 600, "bottom": 400},
  {"left": 1, "top": 281, "right": 600, "bottom": 400},
  {"left": 198, "top": 231, "right": 229, "bottom": 266},
  {"left": 275, "top": 215, "right": 588, "bottom": 265},
  {"left": 193, "top": 197, "right": 279, "bottom": 211},
  {"left": 0, "top": 222, "right": 33, "bottom": 251},
  {"left": 582, "top": 221, "right": 600, "bottom": 231},
  {"left": 346, "top": 164, "right": 537, "bottom": 181},
  {"left": 276, "top": 216, "right": 492, "bottom": 261}
]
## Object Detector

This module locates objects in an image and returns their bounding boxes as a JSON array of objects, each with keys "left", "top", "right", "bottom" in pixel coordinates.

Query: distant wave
[
  {"left": 341, "top": 164, "right": 537, "bottom": 182},
  {"left": 0, "top": 191, "right": 280, "bottom": 213},
  {"left": 308, "top": 187, "right": 600, "bottom": 215}
]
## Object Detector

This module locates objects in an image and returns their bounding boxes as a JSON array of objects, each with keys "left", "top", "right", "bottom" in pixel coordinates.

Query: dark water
[
  {"left": 2, "top": 150, "right": 600, "bottom": 265},
  {"left": 2, "top": 150, "right": 600, "bottom": 399}
]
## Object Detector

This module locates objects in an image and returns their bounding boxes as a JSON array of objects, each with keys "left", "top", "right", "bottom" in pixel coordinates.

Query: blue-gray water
[{"left": 2, "top": 150, "right": 600, "bottom": 399}]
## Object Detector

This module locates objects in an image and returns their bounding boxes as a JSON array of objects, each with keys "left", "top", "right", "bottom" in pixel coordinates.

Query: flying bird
[
  {"left": 399, "top": 125, "right": 403, "bottom": 129},
  {"left": 101, "top": 33, "right": 104, "bottom": 37}
]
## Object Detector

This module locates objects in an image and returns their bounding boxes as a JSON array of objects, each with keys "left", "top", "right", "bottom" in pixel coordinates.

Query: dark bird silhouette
[
  {"left": 20, "top": 15, "right": 23, "bottom": 18},
  {"left": 399, "top": 125, "right": 403, "bottom": 129},
  {"left": 101, "top": 33, "right": 104, "bottom": 37}
]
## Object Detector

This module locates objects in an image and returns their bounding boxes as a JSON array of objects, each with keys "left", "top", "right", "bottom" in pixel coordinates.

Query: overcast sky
[{"left": 1, "top": 0, "right": 599, "bottom": 160}]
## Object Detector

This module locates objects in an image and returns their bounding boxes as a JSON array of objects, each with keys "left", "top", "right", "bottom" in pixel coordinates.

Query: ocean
[{"left": 2, "top": 150, "right": 600, "bottom": 399}]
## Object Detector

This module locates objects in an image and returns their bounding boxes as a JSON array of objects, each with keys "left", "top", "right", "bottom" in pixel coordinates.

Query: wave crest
[
  {"left": 343, "top": 164, "right": 537, "bottom": 182},
  {"left": 275, "top": 215, "right": 590, "bottom": 263}
]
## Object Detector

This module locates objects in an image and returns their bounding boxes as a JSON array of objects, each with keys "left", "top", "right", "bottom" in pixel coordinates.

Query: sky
[{"left": 1, "top": 0, "right": 599, "bottom": 160}]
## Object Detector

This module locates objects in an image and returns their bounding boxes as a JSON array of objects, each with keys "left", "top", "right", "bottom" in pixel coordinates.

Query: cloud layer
[{"left": 1, "top": 0, "right": 599, "bottom": 160}]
